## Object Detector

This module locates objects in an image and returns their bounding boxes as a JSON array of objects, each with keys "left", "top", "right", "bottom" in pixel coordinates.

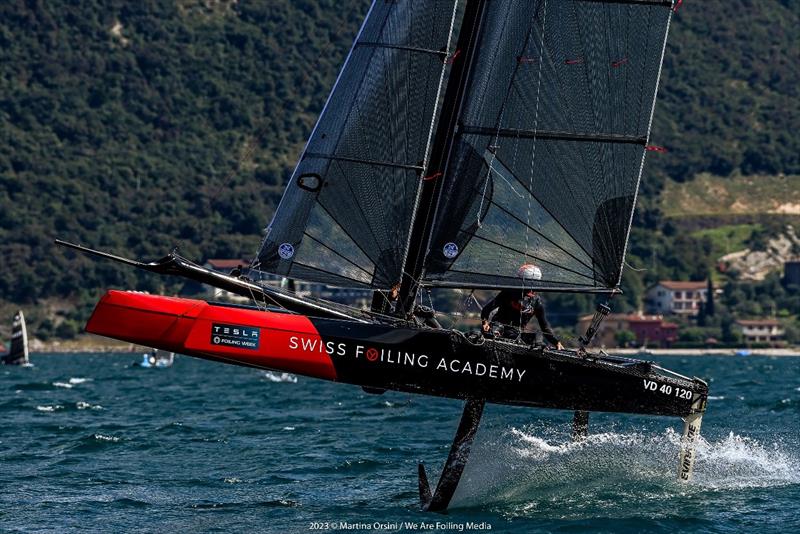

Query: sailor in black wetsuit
[{"left": 481, "top": 289, "right": 563, "bottom": 349}]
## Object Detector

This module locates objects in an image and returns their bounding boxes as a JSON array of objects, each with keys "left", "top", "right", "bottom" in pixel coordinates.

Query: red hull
[{"left": 86, "top": 290, "right": 337, "bottom": 380}]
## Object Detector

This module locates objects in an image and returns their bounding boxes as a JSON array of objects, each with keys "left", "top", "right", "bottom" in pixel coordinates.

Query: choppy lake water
[{"left": 1, "top": 353, "right": 798, "bottom": 533}]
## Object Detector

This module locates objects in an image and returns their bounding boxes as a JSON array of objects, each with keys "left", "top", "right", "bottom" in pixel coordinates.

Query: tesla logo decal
[{"left": 211, "top": 323, "right": 260, "bottom": 350}]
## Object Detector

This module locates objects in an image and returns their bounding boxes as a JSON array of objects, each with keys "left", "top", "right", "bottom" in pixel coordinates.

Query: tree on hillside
[
  {"left": 705, "top": 277, "right": 715, "bottom": 317},
  {"left": 720, "top": 314, "right": 742, "bottom": 345},
  {"left": 615, "top": 329, "right": 637, "bottom": 348},
  {"left": 697, "top": 299, "right": 707, "bottom": 327}
]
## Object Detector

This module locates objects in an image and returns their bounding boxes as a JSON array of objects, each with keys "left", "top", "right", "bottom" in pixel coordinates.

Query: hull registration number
[{"left": 643, "top": 379, "right": 692, "bottom": 399}]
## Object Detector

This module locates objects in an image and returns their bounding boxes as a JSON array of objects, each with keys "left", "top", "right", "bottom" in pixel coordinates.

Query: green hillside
[
  {"left": 1, "top": 0, "right": 371, "bottom": 304},
  {"left": 652, "top": 0, "right": 800, "bottom": 182},
  {"left": 1, "top": 0, "right": 799, "bottom": 335}
]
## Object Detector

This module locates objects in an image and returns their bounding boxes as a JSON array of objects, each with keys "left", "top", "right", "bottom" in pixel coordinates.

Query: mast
[{"left": 398, "top": 0, "right": 489, "bottom": 315}]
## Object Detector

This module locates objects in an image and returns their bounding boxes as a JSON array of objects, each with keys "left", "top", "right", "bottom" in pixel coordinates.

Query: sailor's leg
[
  {"left": 572, "top": 410, "right": 589, "bottom": 441},
  {"left": 677, "top": 413, "right": 703, "bottom": 481},
  {"left": 419, "top": 398, "right": 485, "bottom": 512}
]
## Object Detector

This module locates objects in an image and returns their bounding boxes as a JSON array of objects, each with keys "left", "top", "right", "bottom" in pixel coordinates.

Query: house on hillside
[
  {"left": 734, "top": 319, "right": 785, "bottom": 346},
  {"left": 575, "top": 313, "right": 678, "bottom": 348},
  {"left": 644, "top": 280, "right": 709, "bottom": 316}
]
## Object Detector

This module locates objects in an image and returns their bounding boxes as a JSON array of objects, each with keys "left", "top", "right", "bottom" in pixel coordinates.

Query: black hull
[{"left": 311, "top": 320, "right": 707, "bottom": 418}]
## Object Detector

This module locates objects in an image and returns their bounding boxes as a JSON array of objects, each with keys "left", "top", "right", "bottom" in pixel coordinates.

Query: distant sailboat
[
  {"left": 1, "top": 311, "right": 30, "bottom": 366},
  {"left": 136, "top": 348, "right": 175, "bottom": 368}
]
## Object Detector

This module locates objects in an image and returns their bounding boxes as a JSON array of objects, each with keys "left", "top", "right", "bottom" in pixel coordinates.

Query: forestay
[
  {"left": 256, "top": 0, "right": 459, "bottom": 288},
  {"left": 423, "top": 0, "right": 674, "bottom": 292}
]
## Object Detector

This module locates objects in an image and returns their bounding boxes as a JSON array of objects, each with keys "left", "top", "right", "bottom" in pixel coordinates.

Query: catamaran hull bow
[{"left": 87, "top": 290, "right": 707, "bottom": 417}]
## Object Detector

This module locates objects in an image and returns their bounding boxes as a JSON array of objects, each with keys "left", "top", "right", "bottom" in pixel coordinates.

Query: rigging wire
[
  {"left": 454, "top": 289, "right": 482, "bottom": 332},
  {"left": 477, "top": 3, "right": 531, "bottom": 229},
  {"left": 524, "top": 0, "right": 549, "bottom": 282},
  {"left": 624, "top": 260, "right": 647, "bottom": 272}
]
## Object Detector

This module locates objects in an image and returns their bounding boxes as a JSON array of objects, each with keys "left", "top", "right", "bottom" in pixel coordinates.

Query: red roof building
[
  {"left": 627, "top": 315, "right": 679, "bottom": 348},
  {"left": 576, "top": 313, "right": 679, "bottom": 348}
]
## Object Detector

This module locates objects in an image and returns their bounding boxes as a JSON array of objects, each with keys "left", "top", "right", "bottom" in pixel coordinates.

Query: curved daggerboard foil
[
  {"left": 256, "top": 0, "right": 459, "bottom": 288},
  {"left": 424, "top": 0, "right": 674, "bottom": 292}
]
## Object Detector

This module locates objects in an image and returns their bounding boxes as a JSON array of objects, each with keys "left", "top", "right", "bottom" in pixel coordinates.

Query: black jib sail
[
  {"left": 256, "top": 0, "right": 459, "bottom": 288},
  {"left": 423, "top": 0, "right": 674, "bottom": 292}
]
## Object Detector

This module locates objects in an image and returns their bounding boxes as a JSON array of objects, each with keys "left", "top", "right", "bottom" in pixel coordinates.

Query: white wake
[{"left": 450, "top": 425, "right": 800, "bottom": 510}]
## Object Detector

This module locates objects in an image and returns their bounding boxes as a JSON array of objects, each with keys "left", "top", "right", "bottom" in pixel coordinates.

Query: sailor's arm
[
  {"left": 534, "top": 301, "right": 563, "bottom": 349},
  {"left": 480, "top": 297, "right": 498, "bottom": 332}
]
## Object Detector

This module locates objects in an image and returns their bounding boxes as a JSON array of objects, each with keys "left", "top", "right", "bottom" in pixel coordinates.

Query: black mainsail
[
  {"left": 423, "top": 0, "right": 673, "bottom": 293},
  {"left": 256, "top": 0, "right": 675, "bottom": 302}
]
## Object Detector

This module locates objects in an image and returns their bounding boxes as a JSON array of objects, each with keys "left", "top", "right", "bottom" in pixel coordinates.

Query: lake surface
[{"left": 1, "top": 353, "right": 798, "bottom": 533}]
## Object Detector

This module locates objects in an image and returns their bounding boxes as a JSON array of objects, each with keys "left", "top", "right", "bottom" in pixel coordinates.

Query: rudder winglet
[{"left": 418, "top": 462, "right": 432, "bottom": 507}]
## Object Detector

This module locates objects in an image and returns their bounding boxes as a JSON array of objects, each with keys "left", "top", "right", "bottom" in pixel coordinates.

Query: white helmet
[{"left": 517, "top": 263, "right": 542, "bottom": 281}]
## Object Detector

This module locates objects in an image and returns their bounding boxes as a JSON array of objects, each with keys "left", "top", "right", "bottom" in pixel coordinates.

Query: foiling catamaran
[
  {"left": 1, "top": 310, "right": 30, "bottom": 366},
  {"left": 59, "top": 0, "right": 707, "bottom": 511}
]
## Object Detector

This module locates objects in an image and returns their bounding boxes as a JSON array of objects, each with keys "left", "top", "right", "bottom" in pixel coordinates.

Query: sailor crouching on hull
[{"left": 481, "top": 288, "right": 564, "bottom": 350}]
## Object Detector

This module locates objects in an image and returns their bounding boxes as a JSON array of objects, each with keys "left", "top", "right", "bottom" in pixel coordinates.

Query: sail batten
[
  {"left": 302, "top": 152, "right": 425, "bottom": 172},
  {"left": 355, "top": 41, "right": 449, "bottom": 58},
  {"left": 460, "top": 126, "right": 648, "bottom": 145}
]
